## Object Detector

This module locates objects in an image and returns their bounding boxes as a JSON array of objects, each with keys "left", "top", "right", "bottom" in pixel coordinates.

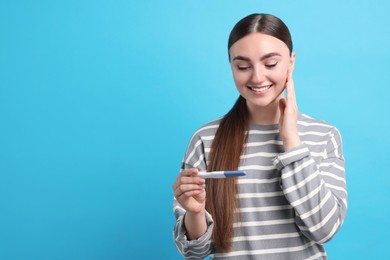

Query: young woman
[{"left": 172, "top": 13, "right": 347, "bottom": 259}]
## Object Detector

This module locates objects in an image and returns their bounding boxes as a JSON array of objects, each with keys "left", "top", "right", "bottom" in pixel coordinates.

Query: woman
[{"left": 172, "top": 13, "right": 347, "bottom": 259}]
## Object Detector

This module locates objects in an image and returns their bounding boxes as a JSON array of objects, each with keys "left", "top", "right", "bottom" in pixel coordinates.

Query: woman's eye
[
  {"left": 237, "top": 66, "right": 250, "bottom": 71},
  {"left": 265, "top": 62, "right": 278, "bottom": 68}
]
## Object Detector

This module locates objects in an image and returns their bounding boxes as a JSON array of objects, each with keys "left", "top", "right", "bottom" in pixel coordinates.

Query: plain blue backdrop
[{"left": 1, "top": 1, "right": 389, "bottom": 259}]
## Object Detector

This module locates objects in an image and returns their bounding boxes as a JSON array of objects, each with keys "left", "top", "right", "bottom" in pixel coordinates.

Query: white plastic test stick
[{"left": 197, "top": 170, "right": 246, "bottom": 178}]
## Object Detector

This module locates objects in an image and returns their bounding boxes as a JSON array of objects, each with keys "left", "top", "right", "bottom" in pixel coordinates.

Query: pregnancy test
[{"left": 197, "top": 170, "right": 246, "bottom": 178}]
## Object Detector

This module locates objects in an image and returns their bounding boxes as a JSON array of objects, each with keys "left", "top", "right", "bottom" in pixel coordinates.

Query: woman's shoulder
[
  {"left": 191, "top": 117, "right": 223, "bottom": 138},
  {"left": 184, "top": 117, "right": 222, "bottom": 148},
  {"left": 298, "top": 112, "right": 341, "bottom": 135}
]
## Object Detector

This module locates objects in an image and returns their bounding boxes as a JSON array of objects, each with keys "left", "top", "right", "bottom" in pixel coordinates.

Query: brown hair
[{"left": 206, "top": 13, "right": 293, "bottom": 252}]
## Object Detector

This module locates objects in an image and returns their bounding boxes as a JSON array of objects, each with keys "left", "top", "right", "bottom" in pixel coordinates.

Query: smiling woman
[
  {"left": 229, "top": 33, "right": 296, "bottom": 125},
  {"left": 172, "top": 13, "right": 347, "bottom": 259}
]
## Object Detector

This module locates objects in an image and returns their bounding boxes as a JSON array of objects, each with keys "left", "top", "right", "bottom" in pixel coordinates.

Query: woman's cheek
[
  {"left": 274, "top": 66, "right": 289, "bottom": 84},
  {"left": 268, "top": 70, "right": 285, "bottom": 85},
  {"left": 233, "top": 73, "right": 248, "bottom": 86}
]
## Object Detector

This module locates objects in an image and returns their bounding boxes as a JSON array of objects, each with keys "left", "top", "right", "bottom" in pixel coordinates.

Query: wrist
[
  {"left": 186, "top": 209, "right": 206, "bottom": 221},
  {"left": 184, "top": 209, "right": 207, "bottom": 240},
  {"left": 283, "top": 136, "right": 301, "bottom": 151}
]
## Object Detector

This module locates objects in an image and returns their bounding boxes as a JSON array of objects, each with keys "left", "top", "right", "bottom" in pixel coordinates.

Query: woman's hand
[
  {"left": 278, "top": 70, "right": 301, "bottom": 151},
  {"left": 173, "top": 168, "right": 207, "bottom": 240},
  {"left": 172, "top": 168, "right": 206, "bottom": 214}
]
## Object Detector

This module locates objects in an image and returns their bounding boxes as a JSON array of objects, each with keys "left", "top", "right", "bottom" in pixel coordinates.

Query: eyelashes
[
  {"left": 237, "top": 66, "right": 250, "bottom": 71},
  {"left": 265, "top": 62, "right": 278, "bottom": 68},
  {"left": 236, "top": 62, "right": 278, "bottom": 71}
]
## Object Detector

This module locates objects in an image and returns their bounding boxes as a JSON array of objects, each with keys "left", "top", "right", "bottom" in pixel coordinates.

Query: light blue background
[{"left": 1, "top": 1, "right": 389, "bottom": 259}]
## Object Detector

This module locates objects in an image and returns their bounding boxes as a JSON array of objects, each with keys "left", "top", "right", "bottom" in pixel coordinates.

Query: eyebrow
[{"left": 232, "top": 52, "right": 282, "bottom": 62}]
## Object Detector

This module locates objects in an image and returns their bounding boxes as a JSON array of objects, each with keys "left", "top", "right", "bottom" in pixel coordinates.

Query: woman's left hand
[{"left": 278, "top": 70, "right": 301, "bottom": 151}]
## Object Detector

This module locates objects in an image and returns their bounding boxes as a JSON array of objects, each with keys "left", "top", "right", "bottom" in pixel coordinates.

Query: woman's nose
[{"left": 251, "top": 66, "right": 265, "bottom": 83}]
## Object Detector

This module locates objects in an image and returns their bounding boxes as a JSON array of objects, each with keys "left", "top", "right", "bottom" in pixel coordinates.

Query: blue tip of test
[{"left": 224, "top": 171, "right": 246, "bottom": 177}]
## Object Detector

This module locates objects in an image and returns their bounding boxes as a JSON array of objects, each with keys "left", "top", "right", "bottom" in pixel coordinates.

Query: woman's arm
[
  {"left": 173, "top": 197, "right": 214, "bottom": 258},
  {"left": 277, "top": 70, "right": 347, "bottom": 243},
  {"left": 274, "top": 127, "right": 347, "bottom": 243},
  {"left": 172, "top": 133, "right": 215, "bottom": 258},
  {"left": 172, "top": 169, "right": 214, "bottom": 258}
]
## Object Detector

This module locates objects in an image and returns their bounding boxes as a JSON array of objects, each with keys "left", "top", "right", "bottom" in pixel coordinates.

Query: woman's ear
[{"left": 289, "top": 51, "right": 296, "bottom": 72}]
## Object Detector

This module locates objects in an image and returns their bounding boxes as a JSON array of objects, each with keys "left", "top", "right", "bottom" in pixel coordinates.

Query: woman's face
[{"left": 229, "top": 33, "right": 295, "bottom": 111}]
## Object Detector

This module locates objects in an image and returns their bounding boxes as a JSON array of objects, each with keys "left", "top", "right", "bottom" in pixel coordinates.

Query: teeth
[{"left": 250, "top": 85, "right": 271, "bottom": 92}]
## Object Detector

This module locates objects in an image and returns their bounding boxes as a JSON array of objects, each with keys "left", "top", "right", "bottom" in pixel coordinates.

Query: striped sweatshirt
[{"left": 173, "top": 113, "right": 347, "bottom": 259}]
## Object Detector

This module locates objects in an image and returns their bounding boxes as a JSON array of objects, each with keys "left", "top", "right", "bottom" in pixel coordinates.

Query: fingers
[
  {"left": 285, "top": 70, "right": 295, "bottom": 99},
  {"left": 179, "top": 168, "right": 205, "bottom": 185},
  {"left": 279, "top": 70, "right": 301, "bottom": 151},
  {"left": 174, "top": 181, "right": 205, "bottom": 198},
  {"left": 286, "top": 68, "right": 293, "bottom": 85},
  {"left": 172, "top": 168, "right": 205, "bottom": 199},
  {"left": 176, "top": 188, "right": 205, "bottom": 201},
  {"left": 174, "top": 183, "right": 205, "bottom": 203},
  {"left": 285, "top": 70, "right": 297, "bottom": 110},
  {"left": 180, "top": 168, "right": 199, "bottom": 177}
]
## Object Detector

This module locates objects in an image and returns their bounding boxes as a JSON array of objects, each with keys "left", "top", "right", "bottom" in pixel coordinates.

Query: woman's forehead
[{"left": 229, "top": 33, "right": 290, "bottom": 58}]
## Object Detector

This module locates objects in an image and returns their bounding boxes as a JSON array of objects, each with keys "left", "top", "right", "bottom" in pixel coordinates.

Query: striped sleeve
[
  {"left": 173, "top": 131, "right": 214, "bottom": 258},
  {"left": 273, "top": 127, "right": 347, "bottom": 243},
  {"left": 173, "top": 200, "right": 214, "bottom": 259}
]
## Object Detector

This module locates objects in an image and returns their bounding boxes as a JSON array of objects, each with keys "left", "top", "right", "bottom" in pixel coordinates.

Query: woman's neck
[{"left": 247, "top": 99, "right": 281, "bottom": 125}]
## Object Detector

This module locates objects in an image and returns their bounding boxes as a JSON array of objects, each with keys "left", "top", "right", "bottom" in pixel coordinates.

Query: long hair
[{"left": 206, "top": 13, "right": 293, "bottom": 252}]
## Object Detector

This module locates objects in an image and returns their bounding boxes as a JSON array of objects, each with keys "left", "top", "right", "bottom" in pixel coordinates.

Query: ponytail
[{"left": 206, "top": 96, "right": 248, "bottom": 252}]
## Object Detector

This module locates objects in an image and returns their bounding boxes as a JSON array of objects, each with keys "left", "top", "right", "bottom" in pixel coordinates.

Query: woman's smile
[{"left": 247, "top": 84, "right": 273, "bottom": 95}]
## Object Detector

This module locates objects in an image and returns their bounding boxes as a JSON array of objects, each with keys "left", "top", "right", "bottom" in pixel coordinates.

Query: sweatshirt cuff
[
  {"left": 272, "top": 144, "right": 311, "bottom": 170},
  {"left": 174, "top": 211, "right": 214, "bottom": 248}
]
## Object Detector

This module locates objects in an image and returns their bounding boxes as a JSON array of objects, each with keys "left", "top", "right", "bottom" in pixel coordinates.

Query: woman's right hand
[{"left": 172, "top": 168, "right": 206, "bottom": 214}]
